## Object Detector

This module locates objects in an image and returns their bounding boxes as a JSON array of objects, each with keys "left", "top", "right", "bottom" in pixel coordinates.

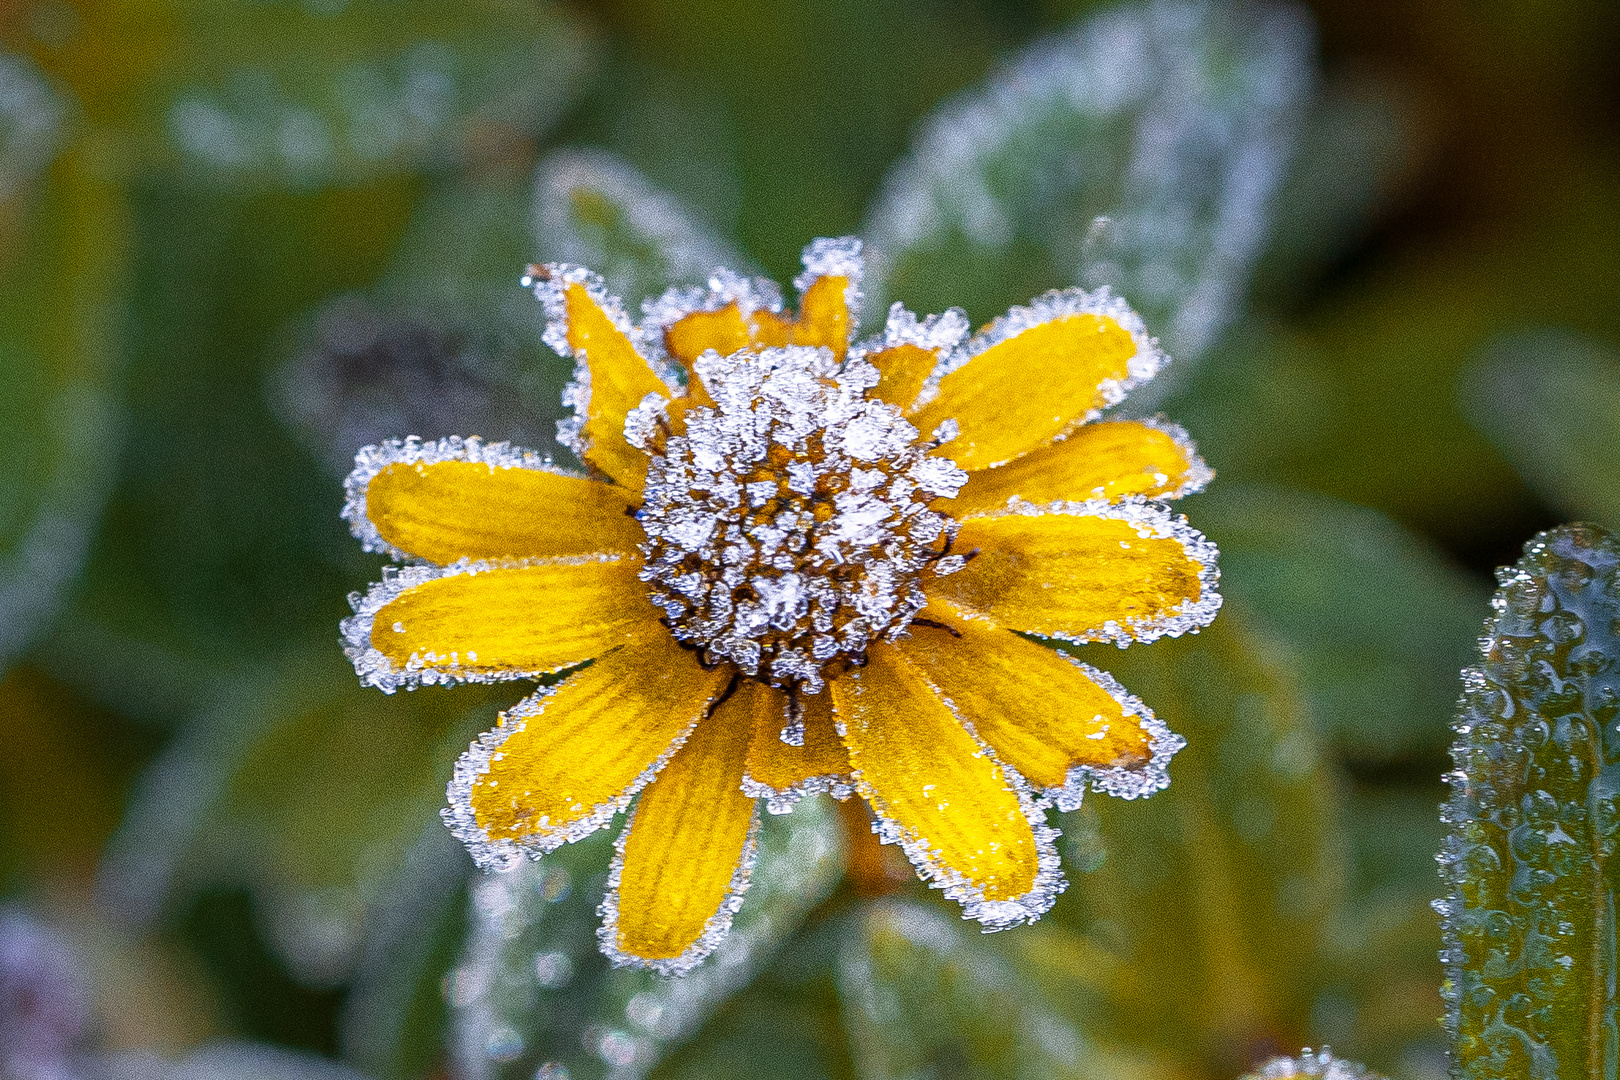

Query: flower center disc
[{"left": 633, "top": 345, "right": 969, "bottom": 694}]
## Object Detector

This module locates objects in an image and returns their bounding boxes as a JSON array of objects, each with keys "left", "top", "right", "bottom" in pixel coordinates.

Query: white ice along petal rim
[
  {"left": 342, "top": 435, "right": 576, "bottom": 562},
  {"left": 524, "top": 261, "right": 679, "bottom": 456},
  {"left": 340, "top": 553, "right": 628, "bottom": 695},
  {"left": 856, "top": 761, "right": 1065, "bottom": 932},
  {"left": 440, "top": 681, "right": 708, "bottom": 873},
  {"left": 949, "top": 286, "right": 1168, "bottom": 422},
  {"left": 965, "top": 495, "right": 1222, "bottom": 647},
  {"left": 740, "top": 770, "right": 856, "bottom": 816},
  {"left": 847, "top": 301, "right": 972, "bottom": 412},
  {"left": 1053, "top": 658, "right": 1185, "bottom": 808},
  {"left": 640, "top": 268, "right": 786, "bottom": 367},
  {"left": 794, "top": 236, "right": 866, "bottom": 336},
  {"left": 1132, "top": 415, "right": 1214, "bottom": 499},
  {"left": 595, "top": 802, "right": 763, "bottom": 976}
]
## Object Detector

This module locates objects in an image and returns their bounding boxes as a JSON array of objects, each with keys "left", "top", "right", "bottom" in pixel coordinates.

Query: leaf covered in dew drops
[
  {"left": 1048, "top": 612, "right": 1348, "bottom": 1076},
  {"left": 531, "top": 146, "right": 751, "bottom": 311},
  {"left": 447, "top": 798, "right": 843, "bottom": 1080},
  {"left": 1437, "top": 524, "right": 1620, "bottom": 1080},
  {"left": 863, "top": 0, "right": 1313, "bottom": 371},
  {"left": 1460, "top": 330, "right": 1620, "bottom": 533},
  {"left": 1194, "top": 482, "right": 1486, "bottom": 760}
]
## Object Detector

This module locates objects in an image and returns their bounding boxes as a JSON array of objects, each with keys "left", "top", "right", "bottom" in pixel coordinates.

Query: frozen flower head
[{"left": 341, "top": 237, "right": 1220, "bottom": 974}]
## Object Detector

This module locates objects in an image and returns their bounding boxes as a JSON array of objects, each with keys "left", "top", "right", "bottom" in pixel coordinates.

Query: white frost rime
[{"left": 635, "top": 345, "right": 968, "bottom": 694}]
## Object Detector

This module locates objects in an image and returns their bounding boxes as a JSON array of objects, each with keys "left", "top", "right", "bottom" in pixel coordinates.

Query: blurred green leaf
[
  {"left": 1437, "top": 524, "right": 1620, "bottom": 1080},
  {"left": 0, "top": 148, "right": 127, "bottom": 670},
  {"left": 1048, "top": 611, "right": 1348, "bottom": 1078},
  {"left": 531, "top": 146, "right": 749, "bottom": 311},
  {"left": 837, "top": 898, "right": 1147, "bottom": 1080},
  {"left": 25, "top": 0, "right": 592, "bottom": 188},
  {"left": 1460, "top": 329, "right": 1620, "bottom": 533},
  {"left": 272, "top": 175, "right": 563, "bottom": 475},
  {"left": 96, "top": 1040, "right": 374, "bottom": 1080},
  {"left": 1190, "top": 482, "right": 1486, "bottom": 760},
  {"left": 864, "top": 0, "right": 1312, "bottom": 372},
  {"left": 98, "top": 652, "right": 502, "bottom": 987},
  {"left": 448, "top": 798, "right": 844, "bottom": 1080}
]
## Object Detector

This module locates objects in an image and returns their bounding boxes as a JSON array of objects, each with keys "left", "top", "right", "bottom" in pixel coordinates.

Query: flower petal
[
  {"left": 346, "top": 438, "right": 644, "bottom": 564},
  {"left": 737, "top": 681, "right": 853, "bottom": 812},
  {"left": 897, "top": 613, "right": 1182, "bottom": 810},
  {"left": 910, "top": 290, "right": 1164, "bottom": 471},
  {"left": 599, "top": 702, "right": 759, "bottom": 974},
  {"left": 927, "top": 500, "right": 1221, "bottom": 646},
  {"left": 344, "top": 558, "right": 648, "bottom": 692},
  {"left": 443, "top": 623, "right": 732, "bottom": 867},
  {"left": 831, "top": 642, "right": 1061, "bottom": 928},
  {"left": 945, "top": 419, "right": 1211, "bottom": 517},
  {"left": 530, "top": 266, "right": 672, "bottom": 488}
]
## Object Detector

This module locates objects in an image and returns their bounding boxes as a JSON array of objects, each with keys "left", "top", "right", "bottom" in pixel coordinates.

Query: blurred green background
[{"left": 0, "top": 1, "right": 1617, "bottom": 1078}]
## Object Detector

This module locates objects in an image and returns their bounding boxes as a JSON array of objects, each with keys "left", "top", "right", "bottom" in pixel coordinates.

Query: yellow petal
[
  {"left": 945, "top": 419, "right": 1210, "bottom": 517},
  {"left": 898, "top": 612, "right": 1180, "bottom": 809},
  {"left": 534, "top": 269, "right": 670, "bottom": 488},
  {"left": 927, "top": 503, "right": 1220, "bottom": 645},
  {"left": 664, "top": 302, "right": 753, "bottom": 370},
  {"left": 605, "top": 701, "right": 758, "bottom": 972},
  {"left": 352, "top": 446, "right": 644, "bottom": 565},
  {"left": 910, "top": 292, "right": 1162, "bottom": 471},
  {"left": 737, "top": 681, "right": 853, "bottom": 810},
  {"left": 346, "top": 558, "right": 649, "bottom": 692},
  {"left": 445, "top": 623, "right": 732, "bottom": 864},
  {"left": 831, "top": 642, "right": 1060, "bottom": 926},
  {"left": 865, "top": 343, "right": 938, "bottom": 413}
]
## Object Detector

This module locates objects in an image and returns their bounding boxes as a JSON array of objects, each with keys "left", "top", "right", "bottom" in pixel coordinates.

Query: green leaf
[
  {"left": 39, "top": 0, "right": 593, "bottom": 188},
  {"left": 448, "top": 797, "right": 845, "bottom": 1080},
  {"left": 97, "top": 652, "right": 502, "bottom": 986},
  {"left": 1190, "top": 482, "right": 1487, "bottom": 760},
  {"left": 532, "top": 146, "right": 750, "bottom": 310},
  {"left": 1049, "top": 611, "right": 1349, "bottom": 1077},
  {"left": 863, "top": 0, "right": 1313, "bottom": 369},
  {"left": 273, "top": 176, "right": 564, "bottom": 474},
  {"left": 1460, "top": 330, "right": 1620, "bottom": 533},
  {"left": 0, "top": 150, "right": 127, "bottom": 670},
  {"left": 837, "top": 899, "right": 1143, "bottom": 1080},
  {"left": 1437, "top": 523, "right": 1620, "bottom": 1080}
]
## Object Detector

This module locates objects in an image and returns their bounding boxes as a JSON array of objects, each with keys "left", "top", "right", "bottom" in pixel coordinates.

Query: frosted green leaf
[
  {"left": 147, "top": 0, "right": 591, "bottom": 187},
  {"left": 448, "top": 797, "right": 844, "bottom": 1080},
  {"left": 838, "top": 899, "right": 1134, "bottom": 1080},
  {"left": 272, "top": 179, "right": 561, "bottom": 473},
  {"left": 1194, "top": 482, "right": 1486, "bottom": 759},
  {"left": 96, "top": 653, "right": 499, "bottom": 986},
  {"left": 532, "top": 147, "right": 750, "bottom": 310},
  {"left": 1437, "top": 524, "right": 1620, "bottom": 1080},
  {"left": 1241, "top": 1049, "right": 1388, "bottom": 1080},
  {"left": 1460, "top": 330, "right": 1620, "bottom": 532},
  {"left": 1051, "top": 612, "right": 1348, "bottom": 1073},
  {"left": 338, "top": 826, "right": 470, "bottom": 1080},
  {"left": 863, "top": 0, "right": 1312, "bottom": 370},
  {"left": 0, "top": 158, "right": 126, "bottom": 670}
]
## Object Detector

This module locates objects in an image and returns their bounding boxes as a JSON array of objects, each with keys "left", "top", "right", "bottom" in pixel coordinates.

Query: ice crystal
[{"left": 636, "top": 345, "right": 968, "bottom": 693}]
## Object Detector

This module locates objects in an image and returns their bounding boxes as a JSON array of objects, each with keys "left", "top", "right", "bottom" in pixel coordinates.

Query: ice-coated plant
[
  {"left": 1437, "top": 523, "right": 1620, "bottom": 1080},
  {"left": 339, "top": 234, "right": 1221, "bottom": 974}
]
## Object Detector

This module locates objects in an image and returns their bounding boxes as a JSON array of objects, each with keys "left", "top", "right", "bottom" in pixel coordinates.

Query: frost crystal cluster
[{"left": 633, "top": 346, "right": 969, "bottom": 693}]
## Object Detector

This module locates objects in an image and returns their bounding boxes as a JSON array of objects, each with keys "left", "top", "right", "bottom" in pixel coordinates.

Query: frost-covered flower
[{"left": 341, "top": 237, "right": 1219, "bottom": 974}]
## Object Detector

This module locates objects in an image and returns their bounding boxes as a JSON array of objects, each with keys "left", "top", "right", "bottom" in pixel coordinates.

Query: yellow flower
[{"left": 340, "top": 237, "right": 1219, "bottom": 974}]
